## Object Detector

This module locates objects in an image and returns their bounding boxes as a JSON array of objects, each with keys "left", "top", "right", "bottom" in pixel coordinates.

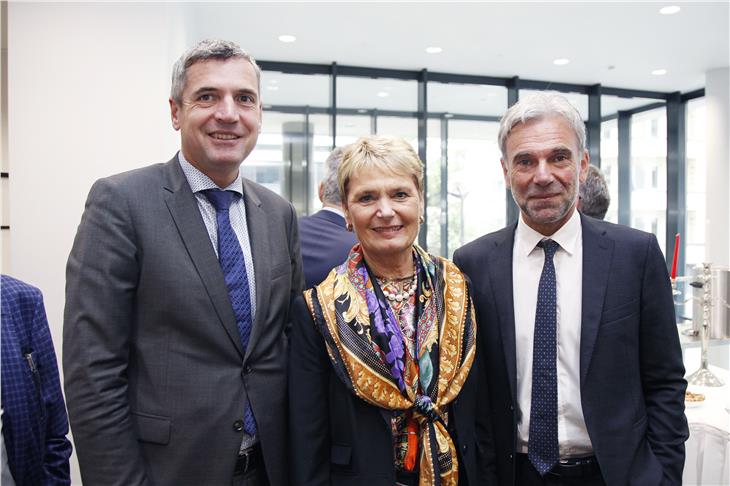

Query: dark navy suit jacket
[
  {"left": 1, "top": 275, "right": 72, "bottom": 485},
  {"left": 453, "top": 214, "right": 688, "bottom": 486},
  {"left": 298, "top": 209, "right": 357, "bottom": 288}
]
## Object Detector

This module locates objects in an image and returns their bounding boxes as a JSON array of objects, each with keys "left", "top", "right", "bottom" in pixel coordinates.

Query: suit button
[
  {"left": 461, "top": 444, "right": 468, "bottom": 455},
  {"left": 233, "top": 420, "right": 243, "bottom": 432},
  {"left": 508, "top": 453, "right": 513, "bottom": 460},
  {"left": 509, "top": 405, "right": 514, "bottom": 411},
  {"left": 243, "top": 365, "right": 252, "bottom": 375}
]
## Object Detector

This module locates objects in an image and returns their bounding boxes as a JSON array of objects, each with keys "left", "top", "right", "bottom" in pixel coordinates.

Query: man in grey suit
[{"left": 64, "top": 39, "right": 303, "bottom": 486}]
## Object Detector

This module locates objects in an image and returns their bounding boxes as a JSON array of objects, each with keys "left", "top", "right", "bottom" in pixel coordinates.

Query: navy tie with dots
[
  {"left": 528, "top": 238, "right": 560, "bottom": 476},
  {"left": 203, "top": 189, "right": 257, "bottom": 436}
]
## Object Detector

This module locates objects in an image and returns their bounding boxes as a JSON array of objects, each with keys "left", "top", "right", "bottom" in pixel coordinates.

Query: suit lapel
[
  {"left": 579, "top": 215, "right": 614, "bottom": 385},
  {"left": 241, "top": 179, "right": 269, "bottom": 363},
  {"left": 162, "top": 158, "right": 244, "bottom": 358},
  {"left": 488, "top": 224, "right": 518, "bottom": 401}
]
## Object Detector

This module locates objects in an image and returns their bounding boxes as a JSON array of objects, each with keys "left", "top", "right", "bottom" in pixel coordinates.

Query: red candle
[{"left": 670, "top": 233, "right": 680, "bottom": 279}]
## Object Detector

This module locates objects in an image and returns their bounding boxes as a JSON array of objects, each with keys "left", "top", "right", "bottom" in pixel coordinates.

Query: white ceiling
[{"left": 182, "top": 1, "right": 729, "bottom": 96}]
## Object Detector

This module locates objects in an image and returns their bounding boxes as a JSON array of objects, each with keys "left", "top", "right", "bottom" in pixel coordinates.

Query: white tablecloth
[{"left": 683, "top": 366, "right": 730, "bottom": 485}]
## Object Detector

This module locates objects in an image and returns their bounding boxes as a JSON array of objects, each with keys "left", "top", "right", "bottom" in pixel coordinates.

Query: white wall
[{"left": 8, "top": 3, "right": 188, "bottom": 483}]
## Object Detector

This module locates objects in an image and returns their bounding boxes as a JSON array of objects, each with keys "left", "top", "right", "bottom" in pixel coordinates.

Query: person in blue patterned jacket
[{"left": 1, "top": 275, "right": 72, "bottom": 485}]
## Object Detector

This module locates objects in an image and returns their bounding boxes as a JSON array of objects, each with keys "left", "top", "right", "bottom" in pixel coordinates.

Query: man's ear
[
  {"left": 318, "top": 182, "right": 325, "bottom": 204},
  {"left": 258, "top": 102, "right": 263, "bottom": 132},
  {"left": 579, "top": 150, "right": 590, "bottom": 183},
  {"left": 170, "top": 98, "right": 181, "bottom": 131},
  {"left": 500, "top": 158, "right": 511, "bottom": 189}
]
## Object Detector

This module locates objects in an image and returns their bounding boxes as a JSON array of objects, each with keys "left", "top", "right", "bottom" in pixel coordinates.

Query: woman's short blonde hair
[{"left": 338, "top": 136, "right": 424, "bottom": 203}]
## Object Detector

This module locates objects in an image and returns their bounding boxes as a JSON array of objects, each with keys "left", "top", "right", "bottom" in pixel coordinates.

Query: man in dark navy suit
[
  {"left": 299, "top": 147, "right": 357, "bottom": 288},
  {"left": 454, "top": 93, "right": 687, "bottom": 486}
]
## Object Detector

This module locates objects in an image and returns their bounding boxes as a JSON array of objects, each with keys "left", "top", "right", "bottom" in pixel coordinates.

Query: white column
[
  {"left": 703, "top": 67, "right": 730, "bottom": 371},
  {"left": 704, "top": 67, "right": 730, "bottom": 268}
]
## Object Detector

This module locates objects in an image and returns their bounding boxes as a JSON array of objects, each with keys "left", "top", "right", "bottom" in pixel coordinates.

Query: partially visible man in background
[
  {"left": 2, "top": 274, "right": 72, "bottom": 485},
  {"left": 298, "top": 146, "right": 357, "bottom": 288},
  {"left": 578, "top": 164, "right": 610, "bottom": 220}
]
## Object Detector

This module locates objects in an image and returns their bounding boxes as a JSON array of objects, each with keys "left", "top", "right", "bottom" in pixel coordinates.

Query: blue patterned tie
[
  {"left": 528, "top": 239, "right": 560, "bottom": 476},
  {"left": 203, "top": 189, "right": 257, "bottom": 436}
]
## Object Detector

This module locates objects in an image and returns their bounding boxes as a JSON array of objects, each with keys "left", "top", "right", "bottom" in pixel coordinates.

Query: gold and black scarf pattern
[{"left": 303, "top": 244, "right": 476, "bottom": 486}]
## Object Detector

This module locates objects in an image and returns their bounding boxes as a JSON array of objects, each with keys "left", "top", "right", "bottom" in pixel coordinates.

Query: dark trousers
[{"left": 515, "top": 454, "right": 606, "bottom": 486}]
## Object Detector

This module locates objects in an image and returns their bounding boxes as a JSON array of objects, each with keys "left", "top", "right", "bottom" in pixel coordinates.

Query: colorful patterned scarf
[{"left": 303, "top": 244, "right": 476, "bottom": 486}]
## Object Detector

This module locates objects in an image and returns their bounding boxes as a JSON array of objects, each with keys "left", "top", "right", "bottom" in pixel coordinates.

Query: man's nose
[
  {"left": 215, "top": 97, "right": 237, "bottom": 122},
  {"left": 534, "top": 160, "right": 554, "bottom": 185}
]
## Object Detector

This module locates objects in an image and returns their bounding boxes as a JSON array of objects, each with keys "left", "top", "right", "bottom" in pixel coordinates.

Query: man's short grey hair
[
  {"left": 498, "top": 92, "right": 586, "bottom": 159},
  {"left": 579, "top": 164, "right": 610, "bottom": 220},
  {"left": 170, "top": 39, "right": 261, "bottom": 104},
  {"left": 321, "top": 147, "right": 346, "bottom": 206}
]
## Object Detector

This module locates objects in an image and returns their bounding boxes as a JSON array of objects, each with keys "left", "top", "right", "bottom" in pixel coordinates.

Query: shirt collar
[
  {"left": 321, "top": 206, "right": 345, "bottom": 218},
  {"left": 177, "top": 151, "right": 244, "bottom": 196},
  {"left": 515, "top": 208, "right": 581, "bottom": 257}
]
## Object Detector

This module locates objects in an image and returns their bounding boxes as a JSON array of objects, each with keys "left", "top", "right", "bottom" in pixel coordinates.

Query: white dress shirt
[{"left": 513, "top": 209, "right": 593, "bottom": 458}]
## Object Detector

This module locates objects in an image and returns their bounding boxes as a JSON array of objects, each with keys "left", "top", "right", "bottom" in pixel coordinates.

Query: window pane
[
  {"left": 601, "top": 95, "right": 661, "bottom": 118},
  {"left": 246, "top": 111, "right": 300, "bottom": 198},
  {"left": 521, "top": 89, "right": 588, "bottom": 120},
  {"left": 630, "top": 106, "right": 667, "bottom": 255},
  {"left": 247, "top": 111, "right": 333, "bottom": 216},
  {"left": 600, "top": 119, "right": 619, "bottom": 223},
  {"left": 429, "top": 83, "right": 507, "bottom": 117},
  {"left": 377, "top": 116, "right": 418, "bottom": 144},
  {"left": 685, "top": 98, "right": 706, "bottom": 272},
  {"left": 260, "top": 71, "right": 330, "bottom": 107},
  {"left": 447, "top": 120, "right": 504, "bottom": 257},
  {"left": 337, "top": 76, "right": 417, "bottom": 112},
  {"left": 426, "top": 119, "right": 443, "bottom": 255},
  {"left": 336, "top": 114, "right": 371, "bottom": 146},
  {"left": 309, "top": 114, "right": 334, "bottom": 214},
  {"left": 253, "top": 70, "right": 332, "bottom": 216}
]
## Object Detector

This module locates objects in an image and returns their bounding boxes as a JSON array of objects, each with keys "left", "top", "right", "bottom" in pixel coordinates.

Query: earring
[
  {"left": 346, "top": 223, "right": 353, "bottom": 232},
  {"left": 419, "top": 215, "right": 424, "bottom": 224}
]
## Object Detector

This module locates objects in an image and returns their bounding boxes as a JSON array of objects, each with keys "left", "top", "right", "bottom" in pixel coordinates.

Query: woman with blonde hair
[{"left": 289, "top": 136, "right": 494, "bottom": 485}]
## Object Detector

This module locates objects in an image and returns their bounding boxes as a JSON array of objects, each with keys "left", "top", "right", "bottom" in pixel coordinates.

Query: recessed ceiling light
[
  {"left": 357, "top": 109, "right": 368, "bottom": 114},
  {"left": 268, "top": 79, "right": 279, "bottom": 84},
  {"left": 553, "top": 58, "right": 570, "bottom": 66},
  {"left": 659, "top": 5, "right": 680, "bottom": 15},
  {"left": 267, "top": 85, "right": 279, "bottom": 91},
  {"left": 425, "top": 46, "right": 443, "bottom": 54},
  {"left": 377, "top": 91, "right": 389, "bottom": 97},
  {"left": 652, "top": 68, "right": 668, "bottom": 76},
  {"left": 278, "top": 34, "right": 296, "bottom": 43},
  {"left": 444, "top": 113, "right": 454, "bottom": 118}
]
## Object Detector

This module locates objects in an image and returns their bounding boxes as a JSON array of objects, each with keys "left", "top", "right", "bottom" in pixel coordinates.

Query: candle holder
[{"left": 686, "top": 263, "right": 725, "bottom": 387}]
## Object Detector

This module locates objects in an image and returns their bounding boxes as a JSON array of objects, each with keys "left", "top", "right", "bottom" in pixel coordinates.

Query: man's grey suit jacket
[{"left": 64, "top": 155, "right": 304, "bottom": 485}]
